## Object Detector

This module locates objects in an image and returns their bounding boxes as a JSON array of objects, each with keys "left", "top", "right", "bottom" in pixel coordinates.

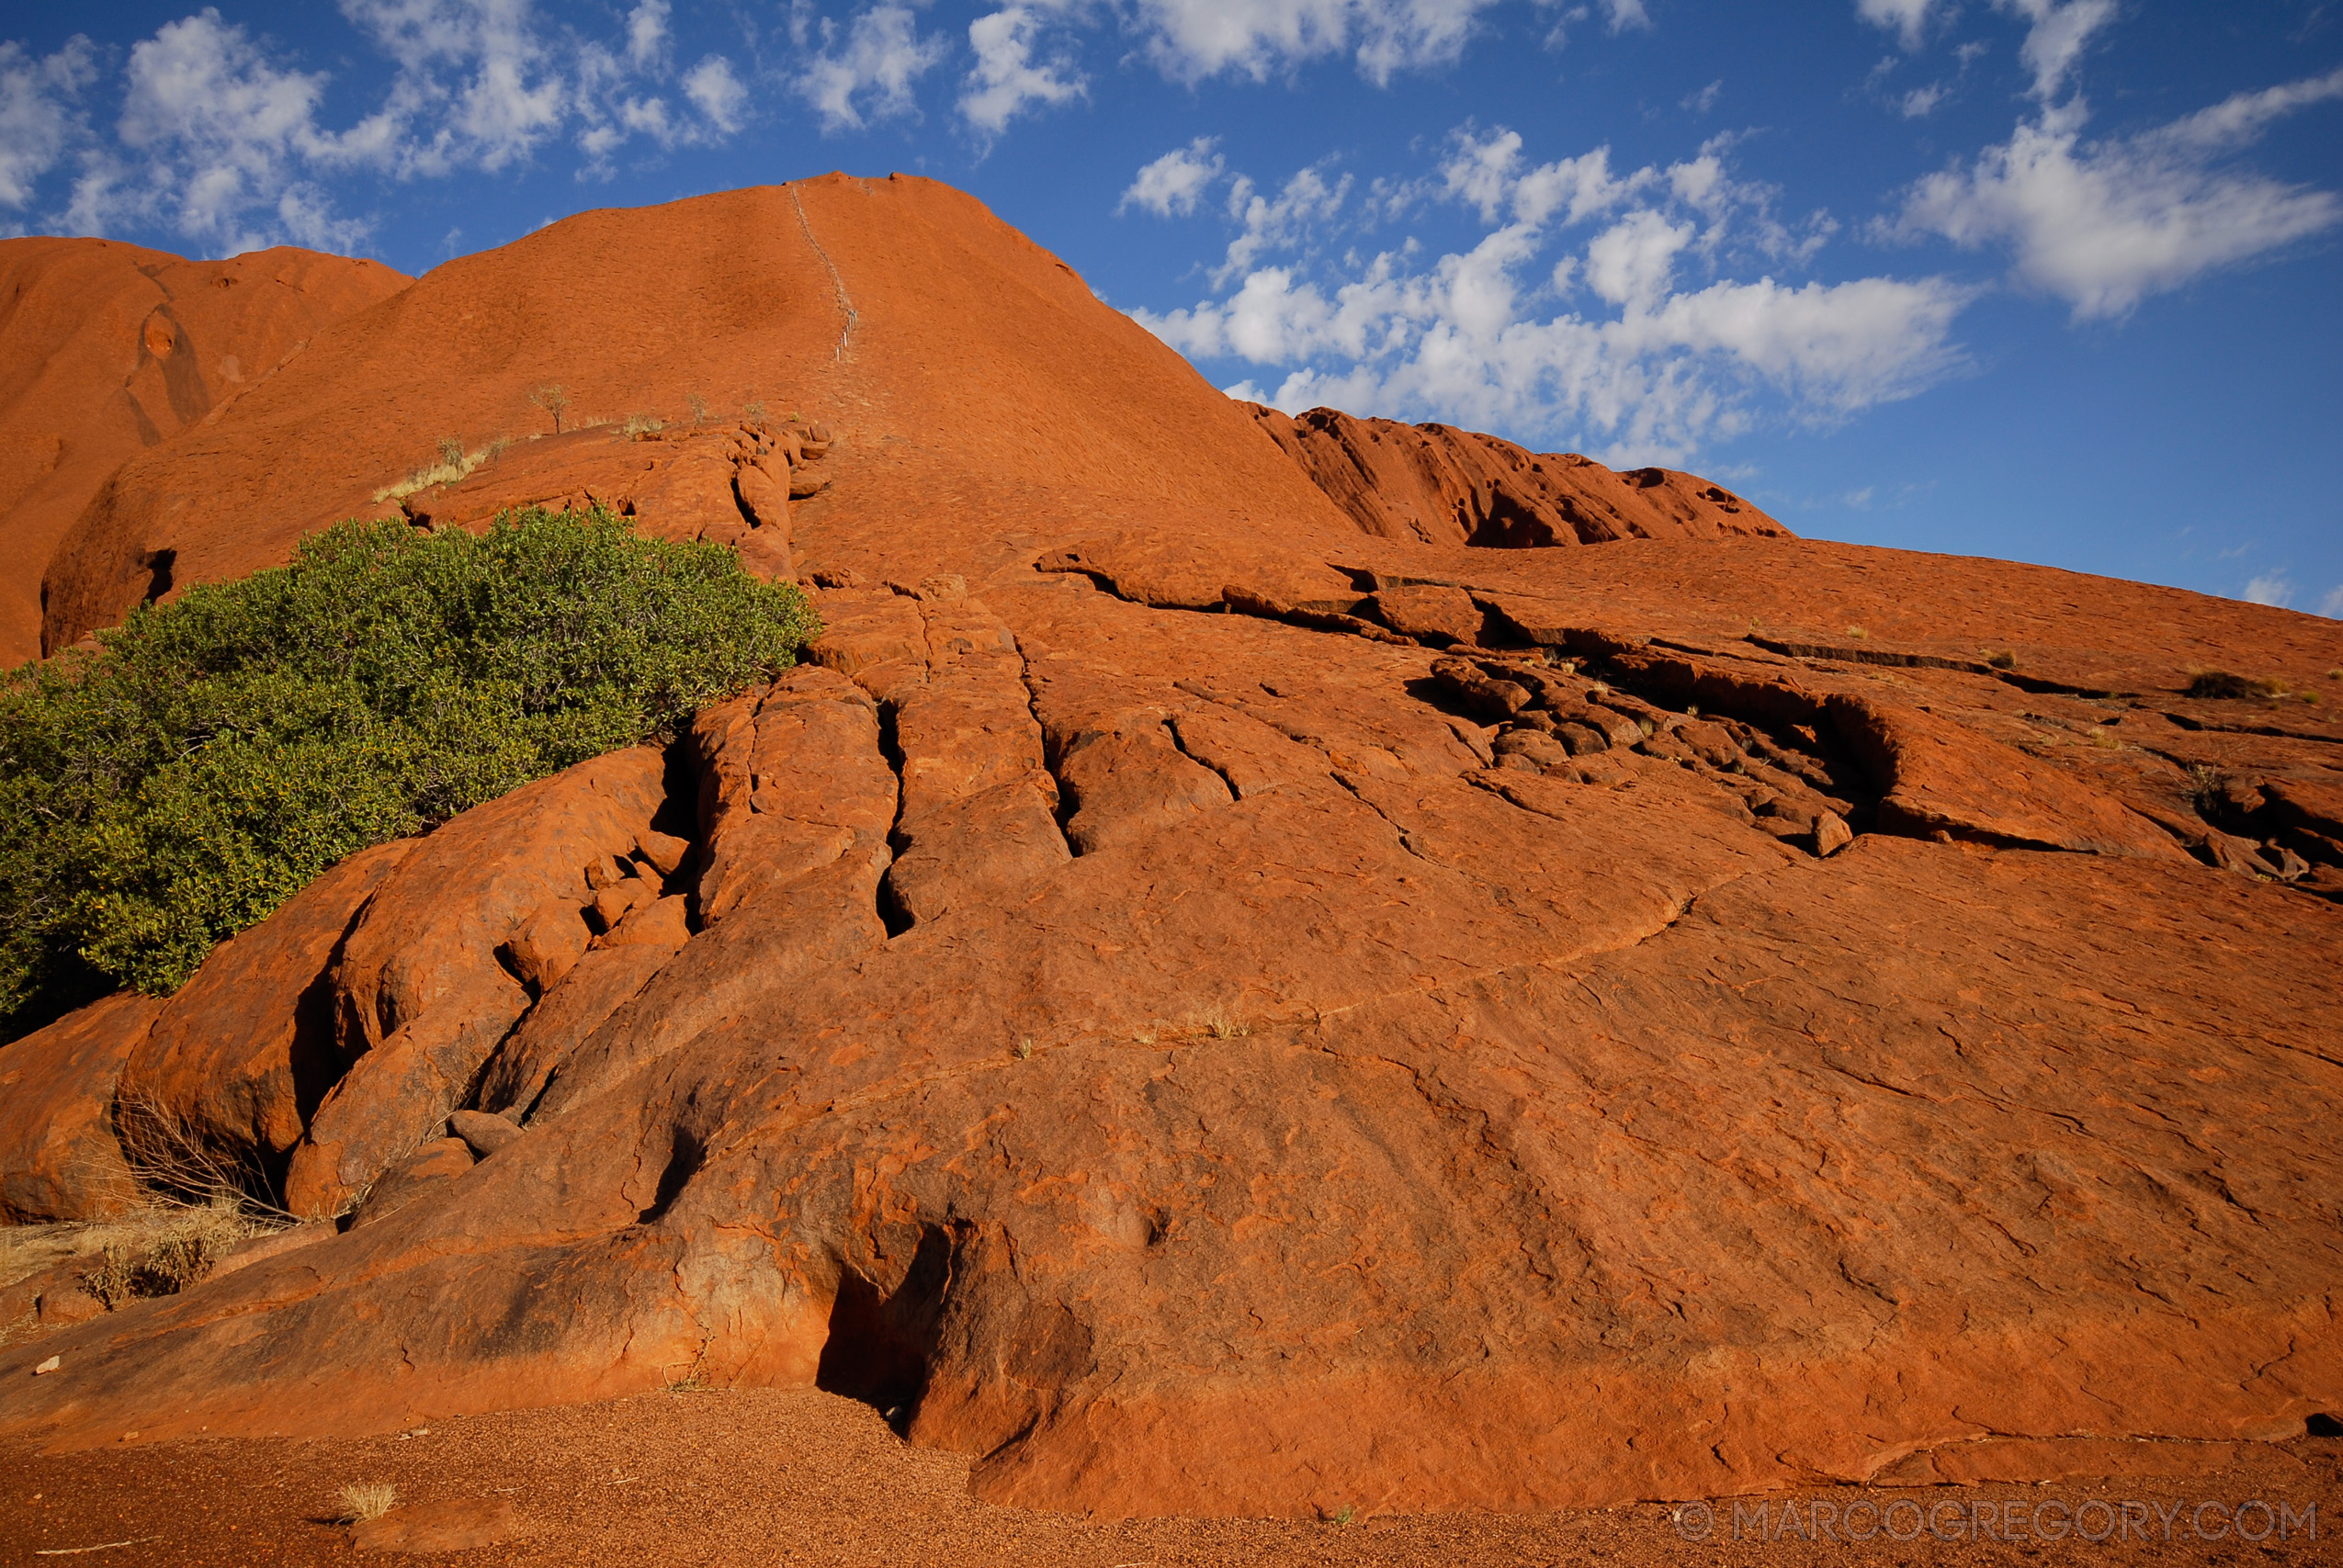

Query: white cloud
[
  {"left": 2319, "top": 584, "right": 2343, "bottom": 619},
  {"left": 797, "top": 4, "right": 950, "bottom": 131},
  {"left": 1993, "top": 0, "right": 2116, "bottom": 103},
  {"left": 627, "top": 0, "right": 670, "bottom": 70},
  {"left": 1131, "top": 0, "right": 1504, "bottom": 87},
  {"left": 337, "top": 0, "right": 568, "bottom": 175},
  {"left": 1681, "top": 79, "right": 1722, "bottom": 115},
  {"left": 1217, "top": 162, "right": 1353, "bottom": 284},
  {"left": 2147, "top": 67, "right": 2343, "bottom": 153},
  {"left": 962, "top": 6, "right": 1086, "bottom": 135},
  {"left": 1442, "top": 129, "right": 1650, "bottom": 227},
  {"left": 1899, "top": 83, "right": 1947, "bottom": 118},
  {"left": 86, "top": 10, "right": 364, "bottom": 253},
  {"left": 1585, "top": 209, "right": 1691, "bottom": 308},
  {"left": 37, "top": 4, "right": 748, "bottom": 253},
  {"left": 1121, "top": 137, "right": 1225, "bottom": 216},
  {"left": 0, "top": 38, "right": 96, "bottom": 209},
  {"left": 1891, "top": 73, "right": 2343, "bottom": 319},
  {"left": 2243, "top": 572, "right": 2293, "bottom": 608},
  {"left": 682, "top": 57, "right": 747, "bottom": 134},
  {"left": 1131, "top": 128, "right": 1970, "bottom": 464},
  {"left": 1857, "top": 0, "right": 1940, "bottom": 51}
]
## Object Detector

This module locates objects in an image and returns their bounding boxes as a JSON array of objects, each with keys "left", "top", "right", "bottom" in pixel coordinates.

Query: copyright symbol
[{"left": 1672, "top": 1500, "right": 1715, "bottom": 1542}]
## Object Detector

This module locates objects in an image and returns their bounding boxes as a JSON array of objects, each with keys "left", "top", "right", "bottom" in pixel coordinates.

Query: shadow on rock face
[{"left": 815, "top": 1224, "right": 956, "bottom": 1435}]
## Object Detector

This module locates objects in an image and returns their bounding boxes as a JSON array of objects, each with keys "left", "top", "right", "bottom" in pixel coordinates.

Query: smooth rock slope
[
  {"left": 2, "top": 175, "right": 2339, "bottom": 1519},
  {"left": 0, "top": 238, "right": 407, "bottom": 665}
]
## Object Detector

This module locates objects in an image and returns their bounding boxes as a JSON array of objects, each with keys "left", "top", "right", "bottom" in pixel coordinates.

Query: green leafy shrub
[{"left": 0, "top": 505, "right": 816, "bottom": 1039}]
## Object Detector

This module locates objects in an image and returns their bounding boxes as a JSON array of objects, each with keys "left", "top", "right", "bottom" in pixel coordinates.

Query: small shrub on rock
[
  {"left": 2185, "top": 670, "right": 2283, "bottom": 700},
  {"left": 0, "top": 505, "right": 816, "bottom": 1038}
]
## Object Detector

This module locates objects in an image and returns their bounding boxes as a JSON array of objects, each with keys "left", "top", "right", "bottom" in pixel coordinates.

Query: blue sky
[{"left": 3, "top": 2, "right": 2338, "bottom": 615}]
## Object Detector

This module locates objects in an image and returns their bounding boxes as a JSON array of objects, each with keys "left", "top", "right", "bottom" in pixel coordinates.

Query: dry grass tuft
[
  {"left": 77, "top": 1197, "right": 265, "bottom": 1309},
  {"left": 1194, "top": 1008, "right": 1250, "bottom": 1041},
  {"left": 2183, "top": 762, "right": 2228, "bottom": 817},
  {"left": 1844, "top": 626, "right": 1869, "bottom": 641},
  {"left": 0, "top": 1224, "right": 74, "bottom": 1292},
  {"left": 2185, "top": 669, "right": 2287, "bottom": 701},
  {"left": 337, "top": 1482, "right": 397, "bottom": 1523},
  {"left": 1986, "top": 649, "right": 2017, "bottom": 670},
  {"left": 371, "top": 438, "right": 495, "bottom": 505}
]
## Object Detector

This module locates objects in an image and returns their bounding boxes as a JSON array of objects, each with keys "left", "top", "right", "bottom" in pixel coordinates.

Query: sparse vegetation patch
[
  {"left": 337, "top": 1483, "right": 398, "bottom": 1523},
  {"left": 79, "top": 1198, "right": 266, "bottom": 1309},
  {"left": 2185, "top": 669, "right": 2287, "bottom": 700},
  {"left": 0, "top": 506, "right": 816, "bottom": 1038}
]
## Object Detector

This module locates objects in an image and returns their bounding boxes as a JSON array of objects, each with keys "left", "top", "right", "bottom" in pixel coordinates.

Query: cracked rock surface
[{"left": 1, "top": 175, "right": 2339, "bottom": 1520}]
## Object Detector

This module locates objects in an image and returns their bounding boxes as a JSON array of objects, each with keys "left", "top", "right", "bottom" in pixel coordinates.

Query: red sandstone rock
[
  {"left": 0, "top": 993, "right": 161, "bottom": 1222},
  {"left": 1244, "top": 402, "right": 1791, "bottom": 547},
  {"left": 473, "top": 942, "right": 675, "bottom": 1119},
  {"left": 119, "top": 841, "right": 413, "bottom": 1183},
  {"left": 447, "top": 1109, "right": 525, "bottom": 1158},
  {"left": 349, "top": 1137, "right": 474, "bottom": 1227},
  {"left": 599, "top": 894, "right": 690, "bottom": 948},
  {"left": 281, "top": 749, "right": 672, "bottom": 1216},
  {"left": 499, "top": 896, "right": 594, "bottom": 996},
  {"left": 3, "top": 176, "right": 2339, "bottom": 1530},
  {"left": 0, "top": 240, "right": 406, "bottom": 665}
]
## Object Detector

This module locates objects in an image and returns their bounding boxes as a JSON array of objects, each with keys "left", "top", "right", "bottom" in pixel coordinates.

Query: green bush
[{"left": 0, "top": 505, "right": 817, "bottom": 1039}]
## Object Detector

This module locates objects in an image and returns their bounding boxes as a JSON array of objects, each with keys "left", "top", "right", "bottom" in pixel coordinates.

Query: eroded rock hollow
[{"left": 3, "top": 175, "right": 2340, "bottom": 1518}]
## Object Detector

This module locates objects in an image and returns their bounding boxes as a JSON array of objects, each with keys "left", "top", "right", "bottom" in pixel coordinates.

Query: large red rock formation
[
  {"left": 0, "top": 239, "right": 407, "bottom": 665},
  {"left": 1245, "top": 402, "right": 1790, "bottom": 547},
  {"left": 2, "top": 176, "right": 2339, "bottom": 1523}
]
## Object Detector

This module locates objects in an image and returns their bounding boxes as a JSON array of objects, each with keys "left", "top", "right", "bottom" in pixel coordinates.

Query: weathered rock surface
[
  {"left": 0, "top": 992, "right": 160, "bottom": 1222},
  {"left": 0, "top": 239, "right": 407, "bottom": 665},
  {"left": 2, "top": 175, "right": 2339, "bottom": 1526},
  {"left": 1245, "top": 402, "right": 1791, "bottom": 547},
  {"left": 281, "top": 749, "right": 673, "bottom": 1217},
  {"left": 119, "top": 840, "right": 413, "bottom": 1190}
]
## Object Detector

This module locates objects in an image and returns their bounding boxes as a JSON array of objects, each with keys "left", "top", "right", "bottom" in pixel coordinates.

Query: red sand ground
[{"left": 5, "top": 1388, "right": 2337, "bottom": 1565}]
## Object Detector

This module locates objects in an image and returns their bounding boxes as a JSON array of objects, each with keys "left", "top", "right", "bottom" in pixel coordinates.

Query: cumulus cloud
[
  {"left": 627, "top": 0, "right": 670, "bottom": 70},
  {"left": 31, "top": 4, "right": 752, "bottom": 251},
  {"left": 80, "top": 10, "right": 365, "bottom": 252},
  {"left": 2243, "top": 572, "right": 2293, "bottom": 608},
  {"left": 1995, "top": 0, "right": 2116, "bottom": 103},
  {"left": 1217, "top": 162, "right": 1353, "bottom": 284},
  {"left": 1131, "top": 127, "right": 1970, "bottom": 463},
  {"left": 1890, "top": 71, "right": 2343, "bottom": 319},
  {"left": 2320, "top": 584, "right": 2343, "bottom": 619},
  {"left": 1857, "top": 0, "right": 1940, "bottom": 51},
  {"left": 1120, "top": 137, "right": 1226, "bottom": 216},
  {"left": 962, "top": 6, "right": 1086, "bottom": 135},
  {"left": 682, "top": 57, "right": 748, "bottom": 134},
  {"left": 0, "top": 37, "right": 96, "bottom": 210},
  {"left": 796, "top": 5, "right": 951, "bottom": 131},
  {"left": 1129, "top": 0, "right": 1507, "bottom": 87}
]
